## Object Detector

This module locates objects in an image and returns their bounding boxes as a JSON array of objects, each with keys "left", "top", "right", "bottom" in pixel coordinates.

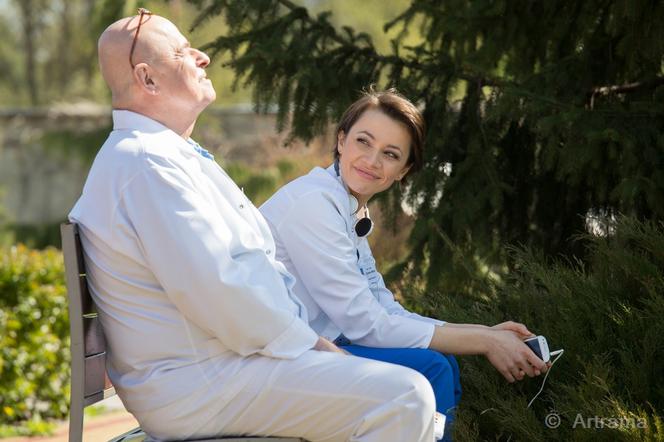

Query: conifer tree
[{"left": 190, "top": 0, "right": 664, "bottom": 288}]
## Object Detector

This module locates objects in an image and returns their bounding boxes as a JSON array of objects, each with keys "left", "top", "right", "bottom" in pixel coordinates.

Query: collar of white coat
[
  {"left": 325, "top": 163, "right": 359, "bottom": 214},
  {"left": 112, "top": 110, "right": 203, "bottom": 160}
]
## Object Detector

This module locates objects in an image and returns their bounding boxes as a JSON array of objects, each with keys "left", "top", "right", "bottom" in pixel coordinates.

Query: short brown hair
[{"left": 333, "top": 87, "right": 425, "bottom": 180}]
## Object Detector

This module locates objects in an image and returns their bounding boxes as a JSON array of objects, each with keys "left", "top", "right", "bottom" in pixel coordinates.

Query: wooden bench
[{"left": 61, "top": 223, "right": 305, "bottom": 442}]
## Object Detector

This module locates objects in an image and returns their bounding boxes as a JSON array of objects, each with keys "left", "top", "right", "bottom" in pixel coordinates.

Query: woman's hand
[
  {"left": 429, "top": 323, "right": 548, "bottom": 382},
  {"left": 492, "top": 321, "right": 534, "bottom": 339},
  {"left": 484, "top": 329, "right": 548, "bottom": 382}
]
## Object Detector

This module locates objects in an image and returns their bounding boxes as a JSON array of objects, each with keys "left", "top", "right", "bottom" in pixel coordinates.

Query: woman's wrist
[
  {"left": 444, "top": 323, "right": 490, "bottom": 330},
  {"left": 430, "top": 324, "right": 494, "bottom": 355}
]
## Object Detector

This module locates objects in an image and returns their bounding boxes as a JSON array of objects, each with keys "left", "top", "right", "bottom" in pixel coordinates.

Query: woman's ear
[
  {"left": 337, "top": 131, "right": 346, "bottom": 154},
  {"left": 397, "top": 163, "right": 412, "bottom": 181},
  {"left": 134, "top": 63, "right": 157, "bottom": 95}
]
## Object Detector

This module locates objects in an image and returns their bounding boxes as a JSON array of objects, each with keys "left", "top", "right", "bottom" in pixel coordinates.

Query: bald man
[{"left": 69, "top": 11, "right": 436, "bottom": 442}]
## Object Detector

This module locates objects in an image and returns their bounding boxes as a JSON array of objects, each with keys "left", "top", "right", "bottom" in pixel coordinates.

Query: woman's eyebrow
[{"left": 358, "top": 130, "right": 404, "bottom": 151}]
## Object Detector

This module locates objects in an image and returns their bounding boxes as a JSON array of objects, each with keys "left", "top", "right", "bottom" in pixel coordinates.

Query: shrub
[
  {"left": 403, "top": 217, "right": 664, "bottom": 441},
  {"left": 0, "top": 244, "right": 70, "bottom": 425}
]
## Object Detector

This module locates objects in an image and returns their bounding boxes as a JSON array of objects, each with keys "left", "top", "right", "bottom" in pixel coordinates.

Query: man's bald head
[
  {"left": 96, "top": 12, "right": 215, "bottom": 137},
  {"left": 98, "top": 15, "right": 138, "bottom": 103},
  {"left": 98, "top": 13, "right": 173, "bottom": 103}
]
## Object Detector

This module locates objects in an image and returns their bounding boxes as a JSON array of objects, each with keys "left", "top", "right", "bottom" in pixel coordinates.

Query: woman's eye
[
  {"left": 385, "top": 151, "right": 399, "bottom": 160},
  {"left": 357, "top": 137, "right": 370, "bottom": 146}
]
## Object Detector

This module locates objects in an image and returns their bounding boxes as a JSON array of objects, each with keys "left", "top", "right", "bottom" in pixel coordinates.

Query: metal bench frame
[{"left": 61, "top": 223, "right": 303, "bottom": 442}]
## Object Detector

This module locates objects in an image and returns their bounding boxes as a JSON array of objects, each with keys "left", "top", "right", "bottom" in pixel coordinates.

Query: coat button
[
  {"left": 266, "top": 249, "right": 271, "bottom": 255},
  {"left": 239, "top": 204, "right": 244, "bottom": 209}
]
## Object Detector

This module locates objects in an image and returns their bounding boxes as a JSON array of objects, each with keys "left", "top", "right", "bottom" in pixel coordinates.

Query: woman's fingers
[
  {"left": 507, "top": 321, "right": 532, "bottom": 336},
  {"left": 488, "top": 331, "right": 547, "bottom": 382},
  {"left": 494, "top": 320, "right": 533, "bottom": 338},
  {"left": 523, "top": 346, "right": 548, "bottom": 373},
  {"left": 501, "top": 367, "right": 516, "bottom": 383},
  {"left": 516, "top": 352, "right": 538, "bottom": 378}
]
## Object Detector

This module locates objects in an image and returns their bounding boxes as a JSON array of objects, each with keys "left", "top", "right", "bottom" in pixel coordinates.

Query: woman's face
[{"left": 337, "top": 108, "right": 412, "bottom": 205}]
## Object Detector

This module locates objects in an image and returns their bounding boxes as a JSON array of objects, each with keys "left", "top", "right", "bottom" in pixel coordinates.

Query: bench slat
[
  {"left": 83, "top": 315, "right": 106, "bottom": 357},
  {"left": 84, "top": 352, "right": 106, "bottom": 399},
  {"left": 77, "top": 274, "right": 95, "bottom": 315}
]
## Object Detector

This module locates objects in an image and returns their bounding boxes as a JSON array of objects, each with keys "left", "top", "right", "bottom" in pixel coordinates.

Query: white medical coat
[
  {"left": 69, "top": 110, "right": 318, "bottom": 422},
  {"left": 260, "top": 165, "right": 444, "bottom": 349}
]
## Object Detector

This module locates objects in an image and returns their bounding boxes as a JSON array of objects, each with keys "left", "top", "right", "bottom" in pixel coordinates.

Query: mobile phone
[{"left": 524, "top": 335, "right": 550, "bottom": 363}]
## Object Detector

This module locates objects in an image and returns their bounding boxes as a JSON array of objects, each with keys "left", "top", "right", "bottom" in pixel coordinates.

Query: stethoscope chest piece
[
  {"left": 355, "top": 216, "right": 373, "bottom": 237},
  {"left": 349, "top": 194, "right": 373, "bottom": 237}
]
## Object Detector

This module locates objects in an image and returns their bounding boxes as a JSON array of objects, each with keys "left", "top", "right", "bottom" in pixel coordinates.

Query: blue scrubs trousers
[{"left": 340, "top": 345, "right": 462, "bottom": 439}]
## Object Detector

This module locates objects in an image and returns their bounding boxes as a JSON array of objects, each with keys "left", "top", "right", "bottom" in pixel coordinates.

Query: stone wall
[{"left": 0, "top": 104, "right": 331, "bottom": 226}]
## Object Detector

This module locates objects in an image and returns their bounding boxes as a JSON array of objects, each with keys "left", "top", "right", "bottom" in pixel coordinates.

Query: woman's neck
[
  {"left": 350, "top": 189, "right": 371, "bottom": 210},
  {"left": 333, "top": 161, "right": 371, "bottom": 209}
]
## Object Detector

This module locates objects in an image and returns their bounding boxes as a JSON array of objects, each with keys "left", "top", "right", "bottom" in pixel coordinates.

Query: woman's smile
[{"left": 352, "top": 166, "right": 380, "bottom": 181}]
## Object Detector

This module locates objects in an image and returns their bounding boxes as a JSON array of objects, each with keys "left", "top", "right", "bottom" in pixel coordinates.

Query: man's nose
[{"left": 194, "top": 49, "right": 210, "bottom": 68}]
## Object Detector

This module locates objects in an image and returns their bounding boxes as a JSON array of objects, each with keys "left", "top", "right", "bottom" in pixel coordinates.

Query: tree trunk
[
  {"left": 18, "top": 0, "right": 39, "bottom": 105},
  {"left": 58, "top": 0, "right": 72, "bottom": 93}
]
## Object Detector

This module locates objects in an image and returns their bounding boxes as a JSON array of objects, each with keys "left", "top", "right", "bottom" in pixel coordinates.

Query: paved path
[{"left": 3, "top": 397, "right": 138, "bottom": 442}]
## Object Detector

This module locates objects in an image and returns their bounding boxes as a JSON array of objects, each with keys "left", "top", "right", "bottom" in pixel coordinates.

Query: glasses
[{"left": 129, "top": 8, "right": 153, "bottom": 69}]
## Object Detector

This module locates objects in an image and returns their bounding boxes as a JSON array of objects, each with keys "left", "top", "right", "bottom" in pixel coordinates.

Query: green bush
[
  {"left": 0, "top": 189, "right": 14, "bottom": 248},
  {"left": 0, "top": 244, "right": 70, "bottom": 425},
  {"left": 224, "top": 162, "right": 279, "bottom": 206},
  {"left": 406, "top": 217, "right": 663, "bottom": 441}
]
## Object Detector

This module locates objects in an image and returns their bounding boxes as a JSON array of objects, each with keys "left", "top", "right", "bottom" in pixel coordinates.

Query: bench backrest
[{"left": 61, "top": 223, "right": 115, "bottom": 442}]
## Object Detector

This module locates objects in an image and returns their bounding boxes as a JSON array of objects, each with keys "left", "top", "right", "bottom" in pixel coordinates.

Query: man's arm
[{"left": 120, "top": 156, "right": 318, "bottom": 358}]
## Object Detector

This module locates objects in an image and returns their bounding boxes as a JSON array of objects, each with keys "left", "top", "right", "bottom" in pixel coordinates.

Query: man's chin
[
  {"left": 205, "top": 88, "right": 217, "bottom": 104},
  {"left": 200, "top": 91, "right": 217, "bottom": 108}
]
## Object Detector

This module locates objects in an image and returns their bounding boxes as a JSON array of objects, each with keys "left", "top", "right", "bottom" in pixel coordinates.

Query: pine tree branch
[
  {"left": 275, "top": 0, "right": 346, "bottom": 47},
  {"left": 592, "top": 76, "right": 664, "bottom": 96},
  {"left": 275, "top": 0, "right": 504, "bottom": 88},
  {"left": 221, "top": 2, "right": 661, "bottom": 113},
  {"left": 276, "top": 0, "right": 420, "bottom": 69},
  {"left": 588, "top": 76, "right": 664, "bottom": 108}
]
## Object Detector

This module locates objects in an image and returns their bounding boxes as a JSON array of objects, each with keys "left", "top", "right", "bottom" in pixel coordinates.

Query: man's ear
[
  {"left": 337, "top": 131, "right": 346, "bottom": 154},
  {"left": 133, "top": 63, "right": 157, "bottom": 95}
]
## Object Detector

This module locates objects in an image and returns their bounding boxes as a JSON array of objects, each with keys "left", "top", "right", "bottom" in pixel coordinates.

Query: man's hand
[
  {"left": 484, "top": 330, "right": 548, "bottom": 383},
  {"left": 313, "top": 337, "right": 348, "bottom": 355}
]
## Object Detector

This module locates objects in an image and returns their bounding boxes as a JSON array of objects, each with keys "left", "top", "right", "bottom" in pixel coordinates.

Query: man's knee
[
  {"left": 386, "top": 365, "right": 436, "bottom": 417},
  {"left": 351, "top": 366, "right": 435, "bottom": 441},
  {"left": 407, "top": 368, "right": 437, "bottom": 412}
]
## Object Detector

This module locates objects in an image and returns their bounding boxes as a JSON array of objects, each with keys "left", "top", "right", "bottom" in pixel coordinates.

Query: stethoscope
[{"left": 334, "top": 160, "right": 374, "bottom": 238}]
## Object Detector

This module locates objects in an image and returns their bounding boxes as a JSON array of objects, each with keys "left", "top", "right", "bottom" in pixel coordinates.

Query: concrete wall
[{"left": 0, "top": 104, "right": 331, "bottom": 226}]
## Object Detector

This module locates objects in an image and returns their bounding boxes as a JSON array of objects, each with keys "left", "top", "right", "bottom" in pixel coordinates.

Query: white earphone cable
[{"left": 527, "top": 349, "right": 564, "bottom": 408}]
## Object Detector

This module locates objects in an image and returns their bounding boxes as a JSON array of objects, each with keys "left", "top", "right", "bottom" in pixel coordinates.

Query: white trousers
[{"left": 139, "top": 350, "right": 435, "bottom": 442}]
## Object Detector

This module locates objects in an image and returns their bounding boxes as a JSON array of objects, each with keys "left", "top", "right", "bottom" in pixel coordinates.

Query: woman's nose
[{"left": 364, "top": 149, "right": 382, "bottom": 168}]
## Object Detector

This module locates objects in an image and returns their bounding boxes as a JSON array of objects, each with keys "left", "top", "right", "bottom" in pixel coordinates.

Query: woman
[{"left": 260, "top": 88, "right": 547, "bottom": 438}]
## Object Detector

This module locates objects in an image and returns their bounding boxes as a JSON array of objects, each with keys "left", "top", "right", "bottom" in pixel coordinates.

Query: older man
[{"left": 69, "top": 10, "right": 435, "bottom": 442}]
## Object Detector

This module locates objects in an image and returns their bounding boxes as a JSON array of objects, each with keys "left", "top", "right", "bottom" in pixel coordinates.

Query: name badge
[{"left": 357, "top": 252, "right": 380, "bottom": 290}]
